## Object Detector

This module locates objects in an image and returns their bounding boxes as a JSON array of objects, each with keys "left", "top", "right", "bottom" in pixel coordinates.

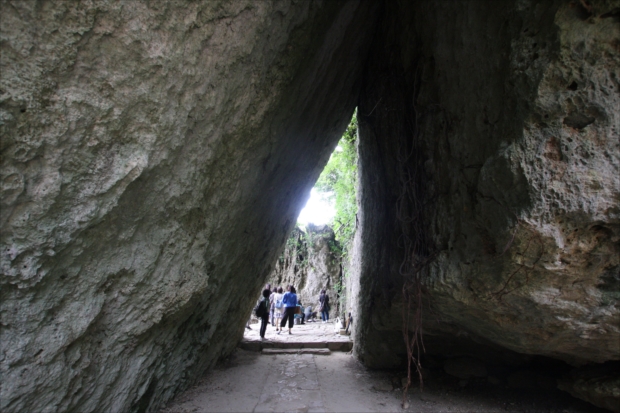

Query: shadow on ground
[{"left": 160, "top": 348, "right": 608, "bottom": 413}]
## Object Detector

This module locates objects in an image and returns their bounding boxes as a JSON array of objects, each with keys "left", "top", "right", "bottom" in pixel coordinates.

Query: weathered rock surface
[
  {"left": 2, "top": 0, "right": 619, "bottom": 411},
  {"left": 0, "top": 1, "right": 378, "bottom": 412},
  {"left": 559, "top": 364, "right": 620, "bottom": 412},
  {"left": 353, "top": 0, "right": 619, "bottom": 371},
  {"left": 267, "top": 225, "right": 343, "bottom": 317}
]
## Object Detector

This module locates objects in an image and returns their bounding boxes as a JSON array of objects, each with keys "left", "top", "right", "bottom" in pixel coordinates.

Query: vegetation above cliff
[{"left": 315, "top": 111, "right": 358, "bottom": 249}]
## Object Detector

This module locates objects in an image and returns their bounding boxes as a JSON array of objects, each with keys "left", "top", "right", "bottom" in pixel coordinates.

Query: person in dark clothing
[
  {"left": 278, "top": 285, "right": 298, "bottom": 335},
  {"left": 319, "top": 289, "right": 330, "bottom": 323},
  {"left": 264, "top": 283, "right": 273, "bottom": 325},
  {"left": 259, "top": 288, "right": 271, "bottom": 339},
  {"left": 250, "top": 284, "right": 272, "bottom": 332}
]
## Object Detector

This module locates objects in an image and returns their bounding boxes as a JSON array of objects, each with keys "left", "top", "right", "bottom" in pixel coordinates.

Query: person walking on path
[
  {"left": 319, "top": 289, "right": 330, "bottom": 323},
  {"left": 278, "top": 285, "right": 298, "bottom": 335},
  {"left": 258, "top": 288, "right": 271, "bottom": 339},
  {"left": 269, "top": 288, "right": 276, "bottom": 326},
  {"left": 264, "top": 283, "right": 272, "bottom": 324},
  {"left": 273, "top": 287, "right": 284, "bottom": 332}
]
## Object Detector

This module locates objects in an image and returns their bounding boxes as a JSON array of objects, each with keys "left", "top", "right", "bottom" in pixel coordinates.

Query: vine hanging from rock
[{"left": 396, "top": 69, "right": 436, "bottom": 408}]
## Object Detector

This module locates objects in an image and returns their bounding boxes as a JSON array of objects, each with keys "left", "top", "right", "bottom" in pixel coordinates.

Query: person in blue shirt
[{"left": 278, "top": 285, "right": 298, "bottom": 335}]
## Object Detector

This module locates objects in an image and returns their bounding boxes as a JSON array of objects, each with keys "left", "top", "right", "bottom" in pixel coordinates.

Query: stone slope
[{"left": 0, "top": 1, "right": 378, "bottom": 412}]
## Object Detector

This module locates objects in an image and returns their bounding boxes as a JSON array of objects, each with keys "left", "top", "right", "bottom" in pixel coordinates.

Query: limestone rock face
[
  {"left": 267, "top": 225, "right": 343, "bottom": 317},
  {"left": 559, "top": 364, "right": 620, "bottom": 412},
  {"left": 2, "top": 0, "right": 619, "bottom": 411},
  {"left": 0, "top": 1, "right": 378, "bottom": 412},
  {"left": 353, "top": 0, "right": 619, "bottom": 370}
]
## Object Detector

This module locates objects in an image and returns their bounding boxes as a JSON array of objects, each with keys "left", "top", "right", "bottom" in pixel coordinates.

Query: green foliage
[
  {"left": 285, "top": 233, "right": 299, "bottom": 251},
  {"left": 315, "top": 111, "right": 358, "bottom": 250},
  {"left": 280, "top": 229, "right": 310, "bottom": 269},
  {"left": 328, "top": 239, "right": 339, "bottom": 254},
  {"left": 301, "top": 229, "right": 313, "bottom": 250}
]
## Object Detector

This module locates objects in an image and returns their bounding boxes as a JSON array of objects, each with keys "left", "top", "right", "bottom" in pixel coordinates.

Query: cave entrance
[
  {"left": 296, "top": 110, "right": 358, "bottom": 318},
  {"left": 257, "top": 111, "right": 359, "bottom": 334},
  {"left": 298, "top": 110, "right": 358, "bottom": 246}
]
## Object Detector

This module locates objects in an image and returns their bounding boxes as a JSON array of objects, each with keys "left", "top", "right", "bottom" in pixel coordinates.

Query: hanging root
[{"left": 395, "top": 68, "right": 437, "bottom": 407}]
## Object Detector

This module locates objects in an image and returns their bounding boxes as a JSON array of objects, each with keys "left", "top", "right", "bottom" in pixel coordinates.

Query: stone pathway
[
  {"left": 160, "top": 350, "right": 607, "bottom": 413},
  {"left": 240, "top": 320, "right": 353, "bottom": 352},
  {"left": 161, "top": 322, "right": 607, "bottom": 413},
  {"left": 160, "top": 351, "right": 402, "bottom": 413}
]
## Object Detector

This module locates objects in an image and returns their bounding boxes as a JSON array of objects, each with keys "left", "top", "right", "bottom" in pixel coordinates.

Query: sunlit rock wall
[
  {"left": 267, "top": 225, "right": 343, "bottom": 317},
  {"left": 353, "top": 0, "right": 619, "bottom": 371},
  {"left": 0, "top": 1, "right": 378, "bottom": 411}
]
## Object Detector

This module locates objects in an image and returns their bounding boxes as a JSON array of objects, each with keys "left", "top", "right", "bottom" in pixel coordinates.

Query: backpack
[
  {"left": 254, "top": 300, "right": 267, "bottom": 318},
  {"left": 275, "top": 294, "right": 283, "bottom": 309}
]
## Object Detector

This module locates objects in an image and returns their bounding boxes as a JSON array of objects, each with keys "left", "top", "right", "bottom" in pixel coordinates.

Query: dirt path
[
  {"left": 161, "top": 351, "right": 401, "bottom": 412},
  {"left": 160, "top": 350, "right": 607, "bottom": 413}
]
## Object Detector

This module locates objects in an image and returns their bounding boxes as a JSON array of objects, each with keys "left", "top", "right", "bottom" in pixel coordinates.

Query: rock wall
[
  {"left": 2, "top": 0, "right": 619, "bottom": 411},
  {"left": 559, "top": 362, "right": 620, "bottom": 412},
  {"left": 267, "top": 225, "right": 343, "bottom": 318},
  {"left": 0, "top": 1, "right": 379, "bottom": 412},
  {"left": 353, "top": 0, "right": 619, "bottom": 372}
]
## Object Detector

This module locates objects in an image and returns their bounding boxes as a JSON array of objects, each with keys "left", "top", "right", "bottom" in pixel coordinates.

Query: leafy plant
[
  {"left": 315, "top": 111, "right": 358, "bottom": 251},
  {"left": 327, "top": 239, "right": 342, "bottom": 256}
]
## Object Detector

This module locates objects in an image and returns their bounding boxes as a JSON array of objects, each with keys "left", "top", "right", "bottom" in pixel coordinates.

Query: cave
[{"left": 1, "top": 1, "right": 618, "bottom": 412}]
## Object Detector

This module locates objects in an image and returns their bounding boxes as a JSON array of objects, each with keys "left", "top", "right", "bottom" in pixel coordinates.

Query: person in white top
[
  {"left": 269, "top": 290, "right": 276, "bottom": 326},
  {"left": 273, "top": 286, "right": 284, "bottom": 332}
]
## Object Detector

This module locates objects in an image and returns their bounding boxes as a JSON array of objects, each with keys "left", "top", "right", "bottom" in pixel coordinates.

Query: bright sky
[{"left": 297, "top": 188, "right": 335, "bottom": 226}]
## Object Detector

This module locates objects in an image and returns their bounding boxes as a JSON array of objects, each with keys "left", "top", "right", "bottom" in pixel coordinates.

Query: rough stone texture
[
  {"left": 353, "top": 0, "right": 619, "bottom": 373},
  {"left": 3, "top": 0, "right": 619, "bottom": 411},
  {"left": 0, "top": 1, "right": 379, "bottom": 412},
  {"left": 559, "top": 363, "right": 620, "bottom": 412},
  {"left": 267, "top": 225, "right": 343, "bottom": 317}
]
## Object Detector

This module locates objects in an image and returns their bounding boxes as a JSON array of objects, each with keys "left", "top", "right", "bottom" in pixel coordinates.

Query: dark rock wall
[
  {"left": 353, "top": 0, "right": 619, "bottom": 370},
  {"left": 350, "top": 0, "right": 418, "bottom": 368},
  {"left": 0, "top": 1, "right": 379, "bottom": 412}
]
